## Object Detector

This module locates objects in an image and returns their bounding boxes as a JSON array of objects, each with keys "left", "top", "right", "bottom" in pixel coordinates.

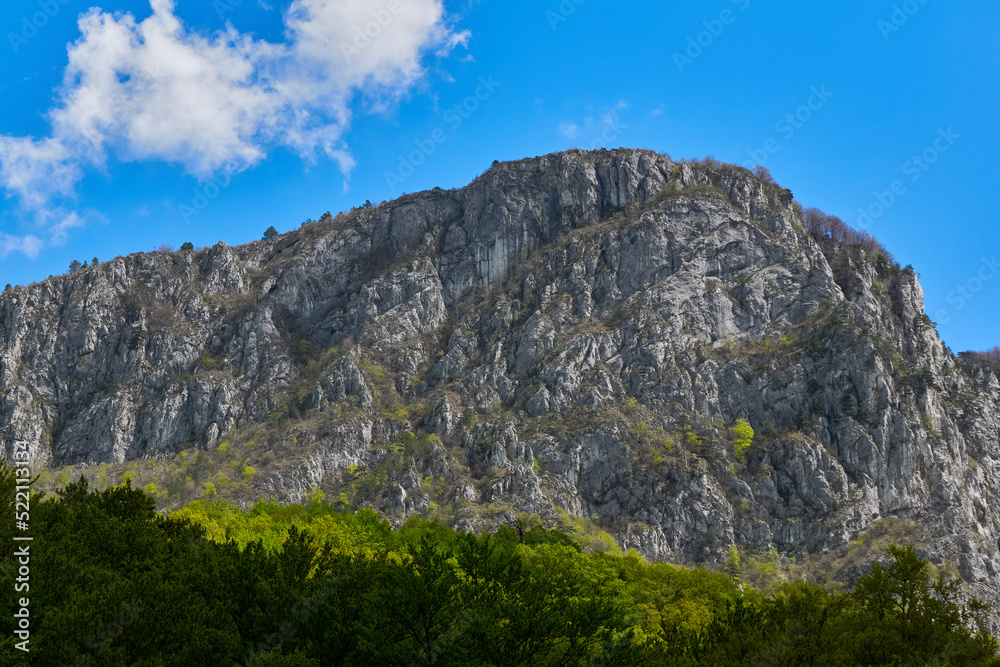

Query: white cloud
[
  {"left": 0, "top": 0, "right": 468, "bottom": 256},
  {"left": 0, "top": 233, "right": 44, "bottom": 260},
  {"left": 435, "top": 29, "right": 471, "bottom": 57},
  {"left": 0, "top": 136, "right": 82, "bottom": 208},
  {"left": 558, "top": 122, "right": 579, "bottom": 139}
]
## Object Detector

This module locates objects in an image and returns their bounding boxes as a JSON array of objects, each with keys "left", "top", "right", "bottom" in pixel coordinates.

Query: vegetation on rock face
[
  {"left": 6, "top": 148, "right": 1000, "bottom": 638},
  {"left": 960, "top": 347, "right": 1000, "bottom": 377},
  {"left": 731, "top": 418, "right": 754, "bottom": 462},
  {"left": 2, "top": 461, "right": 997, "bottom": 665},
  {"left": 803, "top": 207, "right": 895, "bottom": 262}
]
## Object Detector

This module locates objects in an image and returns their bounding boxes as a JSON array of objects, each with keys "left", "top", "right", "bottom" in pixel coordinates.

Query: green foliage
[
  {"left": 725, "top": 544, "right": 741, "bottom": 581},
  {"left": 263, "top": 225, "right": 278, "bottom": 240},
  {"left": 555, "top": 508, "right": 623, "bottom": 556},
  {"left": 682, "top": 424, "right": 703, "bottom": 452},
  {"left": 732, "top": 418, "right": 754, "bottom": 462},
  {"left": 143, "top": 481, "right": 167, "bottom": 502},
  {"left": 850, "top": 544, "right": 1000, "bottom": 665},
  {"left": 0, "top": 456, "right": 996, "bottom": 666},
  {"left": 200, "top": 350, "right": 217, "bottom": 370},
  {"left": 180, "top": 241, "right": 194, "bottom": 251}
]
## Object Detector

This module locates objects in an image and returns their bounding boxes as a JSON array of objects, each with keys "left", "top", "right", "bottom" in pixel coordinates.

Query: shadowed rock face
[{"left": 2, "top": 148, "right": 999, "bottom": 626}]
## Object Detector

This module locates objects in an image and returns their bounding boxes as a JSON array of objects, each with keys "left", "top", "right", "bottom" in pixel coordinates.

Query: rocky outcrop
[{"left": 2, "top": 148, "right": 999, "bottom": 627}]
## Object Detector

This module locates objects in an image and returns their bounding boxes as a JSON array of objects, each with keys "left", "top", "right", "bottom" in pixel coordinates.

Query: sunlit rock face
[{"left": 2, "top": 148, "right": 998, "bottom": 628}]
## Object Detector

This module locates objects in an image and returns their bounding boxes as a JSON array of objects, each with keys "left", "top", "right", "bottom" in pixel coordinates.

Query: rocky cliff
[{"left": 3, "top": 148, "right": 999, "bottom": 625}]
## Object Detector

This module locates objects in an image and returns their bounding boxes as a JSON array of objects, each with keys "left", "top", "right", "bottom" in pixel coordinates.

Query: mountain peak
[{"left": 3, "top": 148, "right": 999, "bottom": 630}]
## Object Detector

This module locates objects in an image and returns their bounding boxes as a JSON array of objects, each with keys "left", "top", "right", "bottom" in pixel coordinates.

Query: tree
[
  {"left": 68, "top": 259, "right": 82, "bottom": 272},
  {"left": 960, "top": 347, "right": 1000, "bottom": 376},
  {"left": 92, "top": 257, "right": 98, "bottom": 266},
  {"left": 753, "top": 164, "right": 774, "bottom": 183},
  {"left": 725, "top": 544, "right": 742, "bottom": 582},
  {"left": 732, "top": 419, "right": 754, "bottom": 462},
  {"left": 263, "top": 226, "right": 278, "bottom": 241},
  {"left": 180, "top": 242, "right": 194, "bottom": 252},
  {"left": 851, "top": 544, "right": 999, "bottom": 664}
]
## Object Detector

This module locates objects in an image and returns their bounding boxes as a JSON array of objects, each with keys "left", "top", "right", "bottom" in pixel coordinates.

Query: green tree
[
  {"left": 725, "top": 544, "right": 741, "bottom": 582},
  {"left": 180, "top": 241, "right": 194, "bottom": 251},
  {"left": 732, "top": 418, "right": 754, "bottom": 462},
  {"left": 851, "top": 544, "right": 999, "bottom": 664},
  {"left": 263, "top": 226, "right": 278, "bottom": 240}
]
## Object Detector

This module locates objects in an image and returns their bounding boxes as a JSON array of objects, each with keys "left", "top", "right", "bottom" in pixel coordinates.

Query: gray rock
[{"left": 2, "top": 148, "right": 999, "bottom": 628}]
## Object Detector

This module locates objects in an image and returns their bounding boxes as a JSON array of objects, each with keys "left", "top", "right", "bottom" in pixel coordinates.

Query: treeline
[
  {"left": 960, "top": 347, "right": 1000, "bottom": 377},
  {"left": 803, "top": 207, "right": 897, "bottom": 265},
  {"left": 1, "top": 462, "right": 998, "bottom": 665}
]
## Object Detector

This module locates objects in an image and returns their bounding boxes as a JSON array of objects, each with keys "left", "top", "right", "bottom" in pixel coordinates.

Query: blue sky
[{"left": 1, "top": 0, "right": 998, "bottom": 352}]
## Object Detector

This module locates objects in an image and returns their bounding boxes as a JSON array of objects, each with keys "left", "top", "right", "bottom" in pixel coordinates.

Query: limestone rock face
[{"left": 2, "top": 148, "right": 999, "bottom": 626}]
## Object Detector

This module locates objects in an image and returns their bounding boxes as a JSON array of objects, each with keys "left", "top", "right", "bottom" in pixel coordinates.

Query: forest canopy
[{"left": 1, "top": 460, "right": 998, "bottom": 666}]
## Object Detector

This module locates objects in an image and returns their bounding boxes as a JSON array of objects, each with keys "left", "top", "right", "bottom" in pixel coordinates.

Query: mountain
[{"left": 3, "top": 148, "right": 999, "bottom": 627}]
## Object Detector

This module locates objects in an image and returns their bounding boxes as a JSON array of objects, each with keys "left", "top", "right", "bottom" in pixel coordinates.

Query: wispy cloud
[
  {"left": 0, "top": 0, "right": 469, "bottom": 257},
  {"left": 558, "top": 101, "right": 630, "bottom": 148},
  {"left": 0, "top": 233, "right": 43, "bottom": 260},
  {"left": 557, "top": 121, "right": 579, "bottom": 139}
]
